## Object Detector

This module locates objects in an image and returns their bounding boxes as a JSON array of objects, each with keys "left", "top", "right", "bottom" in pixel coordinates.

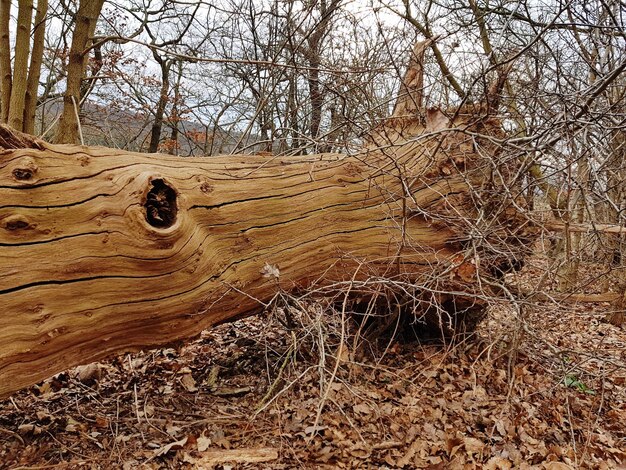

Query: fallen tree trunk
[
  {"left": 0, "top": 44, "right": 529, "bottom": 397},
  {"left": 543, "top": 221, "right": 626, "bottom": 235}
]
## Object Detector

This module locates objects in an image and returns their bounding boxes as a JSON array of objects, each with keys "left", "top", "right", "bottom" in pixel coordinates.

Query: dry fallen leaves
[{"left": 0, "top": 256, "right": 624, "bottom": 468}]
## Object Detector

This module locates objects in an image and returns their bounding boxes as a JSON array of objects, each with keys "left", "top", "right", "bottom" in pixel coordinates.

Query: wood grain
[
  {"left": 0, "top": 42, "right": 528, "bottom": 396},
  {"left": 0, "top": 112, "right": 503, "bottom": 396}
]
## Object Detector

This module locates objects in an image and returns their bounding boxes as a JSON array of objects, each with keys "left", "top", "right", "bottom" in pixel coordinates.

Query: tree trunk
[
  {"left": 0, "top": 112, "right": 523, "bottom": 397},
  {"left": 606, "top": 294, "right": 626, "bottom": 327},
  {"left": 0, "top": 42, "right": 527, "bottom": 398},
  {"left": 307, "top": 55, "right": 322, "bottom": 143},
  {"left": 607, "top": 128, "right": 626, "bottom": 327},
  {"left": 23, "top": 0, "right": 48, "bottom": 135},
  {"left": 55, "top": 0, "right": 104, "bottom": 144},
  {"left": 286, "top": 74, "right": 302, "bottom": 153},
  {"left": 304, "top": 0, "right": 340, "bottom": 151},
  {"left": 148, "top": 59, "right": 171, "bottom": 153},
  {"left": 0, "top": 0, "right": 11, "bottom": 123},
  {"left": 7, "top": 0, "right": 33, "bottom": 131},
  {"left": 169, "top": 61, "right": 183, "bottom": 155}
]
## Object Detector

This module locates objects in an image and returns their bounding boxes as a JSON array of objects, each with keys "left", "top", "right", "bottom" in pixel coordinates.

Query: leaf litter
[{"left": 0, "top": 259, "right": 625, "bottom": 469}]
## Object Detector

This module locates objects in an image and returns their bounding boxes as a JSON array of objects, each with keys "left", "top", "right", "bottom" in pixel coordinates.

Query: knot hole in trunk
[{"left": 145, "top": 179, "right": 177, "bottom": 228}]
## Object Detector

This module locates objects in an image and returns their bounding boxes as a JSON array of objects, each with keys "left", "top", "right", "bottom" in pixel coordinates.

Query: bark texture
[
  {"left": 148, "top": 58, "right": 172, "bottom": 153},
  {"left": 23, "top": 0, "right": 48, "bottom": 135},
  {"left": 55, "top": 0, "right": 104, "bottom": 144},
  {"left": 7, "top": 0, "right": 33, "bottom": 131},
  {"left": 0, "top": 0, "right": 12, "bottom": 123}
]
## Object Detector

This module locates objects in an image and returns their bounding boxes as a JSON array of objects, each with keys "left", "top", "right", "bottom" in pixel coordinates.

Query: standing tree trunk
[
  {"left": 606, "top": 128, "right": 626, "bottom": 327},
  {"left": 168, "top": 61, "right": 184, "bottom": 155},
  {"left": 0, "top": 0, "right": 48, "bottom": 134},
  {"left": 55, "top": 0, "right": 105, "bottom": 144},
  {"left": 148, "top": 58, "right": 172, "bottom": 153},
  {"left": 7, "top": 0, "right": 33, "bottom": 131},
  {"left": 307, "top": 54, "right": 322, "bottom": 142},
  {"left": 23, "top": 0, "right": 47, "bottom": 135},
  {"left": 0, "top": 0, "right": 11, "bottom": 123},
  {"left": 607, "top": 291, "right": 626, "bottom": 327},
  {"left": 286, "top": 74, "right": 301, "bottom": 153},
  {"left": 304, "top": 0, "right": 341, "bottom": 151}
]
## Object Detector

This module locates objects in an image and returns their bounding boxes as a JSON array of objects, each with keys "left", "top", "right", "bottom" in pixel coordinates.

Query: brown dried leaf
[
  {"left": 153, "top": 436, "right": 188, "bottom": 457},
  {"left": 75, "top": 363, "right": 102, "bottom": 384},
  {"left": 17, "top": 424, "right": 42, "bottom": 435},
  {"left": 197, "top": 433, "right": 211, "bottom": 452},
  {"left": 463, "top": 436, "right": 484, "bottom": 455},
  {"left": 484, "top": 456, "right": 513, "bottom": 470},
  {"left": 352, "top": 403, "right": 371, "bottom": 415},
  {"left": 542, "top": 463, "right": 573, "bottom": 470},
  {"left": 261, "top": 263, "right": 280, "bottom": 279},
  {"left": 179, "top": 373, "right": 197, "bottom": 392}
]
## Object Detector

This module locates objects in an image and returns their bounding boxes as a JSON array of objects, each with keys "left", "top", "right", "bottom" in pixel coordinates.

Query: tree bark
[
  {"left": 55, "top": 0, "right": 104, "bottom": 144},
  {"left": 606, "top": 295, "right": 626, "bottom": 327},
  {"left": 23, "top": 0, "right": 48, "bottom": 135},
  {"left": 7, "top": 0, "right": 33, "bottom": 131},
  {"left": 148, "top": 58, "right": 172, "bottom": 153},
  {"left": 0, "top": 0, "right": 11, "bottom": 123}
]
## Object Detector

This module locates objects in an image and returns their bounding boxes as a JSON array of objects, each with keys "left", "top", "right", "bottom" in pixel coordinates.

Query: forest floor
[{"left": 1, "top": 256, "right": 625, "bottom": 469}]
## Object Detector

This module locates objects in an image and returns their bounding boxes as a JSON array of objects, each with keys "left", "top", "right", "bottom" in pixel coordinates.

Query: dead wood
[{"left": 0, "top": 42, "right": 530, "bottom": 397}]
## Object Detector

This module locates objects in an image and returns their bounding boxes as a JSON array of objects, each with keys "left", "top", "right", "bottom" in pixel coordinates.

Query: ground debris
[{"left": 1, "top": 261, "right": 625, "bottom": 469}]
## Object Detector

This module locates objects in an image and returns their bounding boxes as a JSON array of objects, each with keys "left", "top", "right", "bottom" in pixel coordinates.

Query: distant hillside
[{"left": 36, "top": 99, "right": 261, "bottom": 156}]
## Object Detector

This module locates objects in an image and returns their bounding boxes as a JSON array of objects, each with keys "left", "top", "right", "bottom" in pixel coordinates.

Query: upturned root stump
[{"left": 0, "top": 44, "right": 529, "bottom": 397}]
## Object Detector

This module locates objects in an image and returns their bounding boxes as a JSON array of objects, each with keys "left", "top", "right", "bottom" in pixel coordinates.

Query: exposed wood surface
[
  {"left": 0, "top": 108, "right": 510, "bottom": 396},
  {"left": 543, "top": 221, "right": 626, "bottom": 235},
  {"left": 392, "top": 39, "right": 433, "bottom": 118},
  {"left": 195, "top": 448, "right": 279, "bottom": 465},
  {"left": 0, "top": 42, "right": 526, "bottom": 397}
]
